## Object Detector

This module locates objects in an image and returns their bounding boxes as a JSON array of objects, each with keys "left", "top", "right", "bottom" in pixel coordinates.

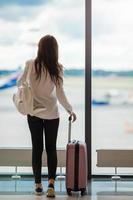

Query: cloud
[
  {"left": 93, "top": 0, "right": 133, "bottom": 70},
  {"left": 0, "top": 0, "right": 46, "bottom": 6},
  {"left": 0, "top": 0, "right": 85, "bottom": 69},
  {"left": 0, "top": 5, "right": 44, "bottom": 21}
]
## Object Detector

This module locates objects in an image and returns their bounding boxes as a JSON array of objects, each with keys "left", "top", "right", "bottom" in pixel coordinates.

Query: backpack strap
[{"left": 25, "top": 60, "right": 34, "bottom": 84}]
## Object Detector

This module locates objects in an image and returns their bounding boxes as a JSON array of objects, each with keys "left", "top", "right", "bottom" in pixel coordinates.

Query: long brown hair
[{"left": 34, "top": 35, "right": 63, "bottom": 86}]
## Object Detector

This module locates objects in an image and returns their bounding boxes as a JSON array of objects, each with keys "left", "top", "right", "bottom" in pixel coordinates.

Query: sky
[
  {"left": 93, "top": 0, "right": 133, "bottom": 71},
  {"left": 1, "top": 0, "right": 133, "bottom": 71},
  {"left": 0, "top": 0, "right": 85, "bottom": 69}
]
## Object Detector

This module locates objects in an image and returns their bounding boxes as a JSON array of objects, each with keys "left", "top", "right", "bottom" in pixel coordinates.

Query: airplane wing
[{"left": 0, "top": 72, "right": 21, "bottom": 90}]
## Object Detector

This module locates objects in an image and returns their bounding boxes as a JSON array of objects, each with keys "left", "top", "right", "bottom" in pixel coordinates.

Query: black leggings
[{"left": 27, "top": 114, "right": 59, "bottom": 183}]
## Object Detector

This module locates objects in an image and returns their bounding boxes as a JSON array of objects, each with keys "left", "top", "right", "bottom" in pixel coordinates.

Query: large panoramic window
[
  {"left": 0, "top": 0, "right": 85, "bottom": 173},
  {"left": 92, "top": 0, "right": 133, "bottom": 174}
]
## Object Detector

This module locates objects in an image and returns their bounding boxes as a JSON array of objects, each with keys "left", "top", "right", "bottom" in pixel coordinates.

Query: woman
[{"left": 17, "top": 35, "right": 76, "bottom": 197}]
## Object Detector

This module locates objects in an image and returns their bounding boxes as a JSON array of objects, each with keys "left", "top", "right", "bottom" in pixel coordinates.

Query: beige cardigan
[{"left": 17, "top": 59, "right": 73, "bottom": 119}]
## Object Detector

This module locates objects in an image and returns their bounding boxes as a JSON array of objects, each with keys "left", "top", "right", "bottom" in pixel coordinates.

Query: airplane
[{"left": 0, "top": 69, "right": 22, "bottom": 90}]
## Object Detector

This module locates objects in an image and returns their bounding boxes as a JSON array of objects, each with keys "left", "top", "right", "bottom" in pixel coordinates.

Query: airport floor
[{"left": 1, "top": 176, "right": 133, "bottom": 199}]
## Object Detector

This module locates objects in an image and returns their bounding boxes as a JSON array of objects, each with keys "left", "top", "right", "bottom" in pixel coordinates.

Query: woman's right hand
[{"left": 69, "top": 112, "right": 77, "bottom": 122}]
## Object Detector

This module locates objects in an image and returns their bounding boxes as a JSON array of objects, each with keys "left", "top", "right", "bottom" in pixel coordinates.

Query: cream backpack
[{"left": 13, "top": 61, "right": 46, "bottom": 116}]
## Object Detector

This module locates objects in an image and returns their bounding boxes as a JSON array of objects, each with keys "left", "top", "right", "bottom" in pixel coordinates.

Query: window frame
[{"left": 85, "top": 0, "right": 91, "bottom": 179}]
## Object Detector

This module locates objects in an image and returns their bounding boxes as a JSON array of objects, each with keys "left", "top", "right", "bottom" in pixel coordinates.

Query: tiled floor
[
  {"left": 91, "top": 178, "right": 133, "bottom": 195},
  {"left": 1, "top": 176, "right": 133, "bottom": 199},
  {"left": 0, "top": 176, "right": 89, "bottom": 199},
  {"left": 96, "top": 197, "right": 133, "bottom": 200},
  {"left": 0, "top": 179, "right": 83, "bottom": 193},
  {"left": 0, "top": 195, "right": 89, "bottom": 200},
  {"left": 0, "top": 195, "right": 133, "bottom": 200}
]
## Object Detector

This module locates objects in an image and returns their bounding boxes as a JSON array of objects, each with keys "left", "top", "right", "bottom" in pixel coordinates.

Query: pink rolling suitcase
[{"left": 65, "top": 116, "right": 88, "bottom": 196}]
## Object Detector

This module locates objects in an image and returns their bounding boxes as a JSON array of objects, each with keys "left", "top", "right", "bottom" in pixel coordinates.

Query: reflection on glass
[{"left": 92, "top": 0, "right": 133, "bottom": 174}]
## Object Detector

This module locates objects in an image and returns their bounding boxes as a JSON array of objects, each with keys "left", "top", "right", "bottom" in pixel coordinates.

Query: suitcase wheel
[
  {"left": 67, "top": 188, "right": 72, "bottom": 196},
  {"left": 81, "top": 188, "right": 87, "bottom": 196}
]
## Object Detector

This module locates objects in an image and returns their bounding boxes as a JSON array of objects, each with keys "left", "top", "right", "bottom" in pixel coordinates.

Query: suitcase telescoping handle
[{"left": 68, "top": 116, "right": 72, "bottom": 143}]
